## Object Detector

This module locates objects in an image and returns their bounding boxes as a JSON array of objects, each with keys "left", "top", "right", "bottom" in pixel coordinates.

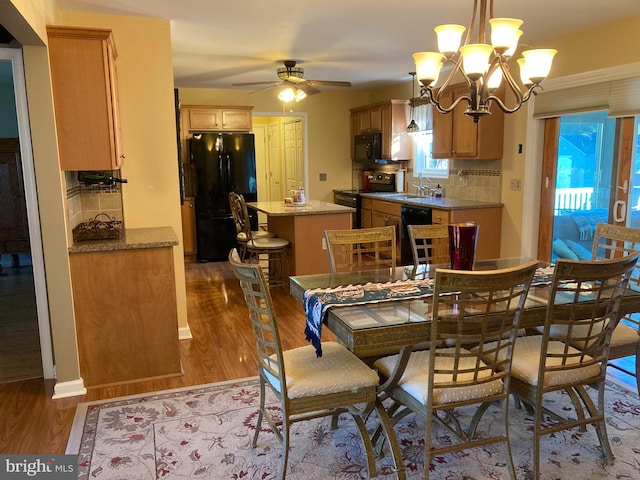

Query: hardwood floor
[
  {"left": 0, "top": 260, "right": 333, "bottom": 454},
  {"left": 0, "top": 259, "right": 636, "bottom": 454}
]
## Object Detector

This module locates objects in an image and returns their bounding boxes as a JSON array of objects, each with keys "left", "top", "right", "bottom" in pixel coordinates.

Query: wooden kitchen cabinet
[
  {"left": 47, "top": 26, "right": 124, "bottom": 171},
  {"left": 361, "top": 198, "right": 373, "bottom": 229},
  {"left": 431, "top": 207, "right": 502, "bottom": 260},
  {"left": 350, "top": 100, "right": 411, "bottom": 161},
  {"left": 432, "top": 83, "right": 504, "bottom": 160},
  {"left": 70, "top": 245, "right": 182, "bottom": 387},
  {"left": 181, "top": 197, "right": 197, "bottom": 262},
  {"left": 182, "top": 105, "right": 253, "bottom": 132},
  {"left": 370, "top": 199, "right": 402, "bottom": 259}
]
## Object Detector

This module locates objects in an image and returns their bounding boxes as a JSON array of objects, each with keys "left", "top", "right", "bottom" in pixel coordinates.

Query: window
[{"left": 411, "top": 103, "right": 448, "bottom": 178}]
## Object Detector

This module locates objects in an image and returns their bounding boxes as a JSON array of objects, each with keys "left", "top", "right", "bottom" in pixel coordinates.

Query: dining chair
[
  {"left": 229, "top": 192, "right": 289, "bottom": 287},
  {"left": 489, "top": 254, "right": 639, "bottom": 480},
  {"left": 324, "top": 225, "right": 396, "bottom": 273},
  {"left": 591, "top": 222, "right": 640, "bottom": 394},
  {"left": 407, "top": 224, "right": 450, "bottom": 277},
  {"left": 228, "top": 249, "right": 406, "bottom": 480},
  {"left": 373, "top": 260, "right": 539, "bottom": 480}
]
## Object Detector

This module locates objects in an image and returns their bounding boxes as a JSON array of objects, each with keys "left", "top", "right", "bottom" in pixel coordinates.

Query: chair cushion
[
  {"left": 374, "top": 349, "right": 504, "bottom": 406},
  {"left": 248, "top": 237, "right": 289, "bottom": 250},
  {"left": 265, "top": 342, "right": 379, "bottom": 399},
  {"left": 610, "top": 322, "right": 640, "bottom": 348},
  {"left": 487, "top": 335, "right": 602, "bottom": 387},
  {"left": 237, "top": 230, "right": 276, "bottom": 242}
]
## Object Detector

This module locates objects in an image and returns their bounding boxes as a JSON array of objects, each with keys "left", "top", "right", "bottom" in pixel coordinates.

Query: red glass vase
[{"left": 448, "top": 223, "right": 479, "bottom": 270}]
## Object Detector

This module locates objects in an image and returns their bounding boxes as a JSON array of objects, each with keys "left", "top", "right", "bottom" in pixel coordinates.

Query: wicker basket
[{"left": 72, "top": 213, "right": 123, "bottom": 242}]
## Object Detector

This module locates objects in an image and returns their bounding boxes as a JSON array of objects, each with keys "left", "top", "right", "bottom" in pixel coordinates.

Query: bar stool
[{"left": 229, "top": 192, "right": 289, "bottom": 287}]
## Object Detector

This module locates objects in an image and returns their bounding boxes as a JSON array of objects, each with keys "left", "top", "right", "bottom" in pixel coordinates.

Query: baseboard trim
[
  {"left": 52, "top": 378, "right": 87, "bottom": 399},
  {"left": 179, "top": 326, "right": 192, "bottom": 340}
]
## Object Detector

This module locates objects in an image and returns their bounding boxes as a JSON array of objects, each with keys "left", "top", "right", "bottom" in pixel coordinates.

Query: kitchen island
[
  {"left": 247, "top": 200, "right": 354, "bottom": 275},
  {"left": 68, "top": 226, "right": 182, "bottom": 387}
]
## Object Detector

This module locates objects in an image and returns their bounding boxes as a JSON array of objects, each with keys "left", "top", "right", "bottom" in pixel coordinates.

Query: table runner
[{"left": 304, "top": 266, "right": 555, "bottom": 356}]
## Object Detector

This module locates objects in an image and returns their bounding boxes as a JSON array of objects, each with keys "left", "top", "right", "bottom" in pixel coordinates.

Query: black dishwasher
[{"left": 401, "top": 205, "right": 432, "bottom": 265}]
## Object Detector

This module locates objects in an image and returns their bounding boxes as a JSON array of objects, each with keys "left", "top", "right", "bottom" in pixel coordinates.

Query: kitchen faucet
[{"left": 412, "top": 172, "right": 437, "bottom": 197}]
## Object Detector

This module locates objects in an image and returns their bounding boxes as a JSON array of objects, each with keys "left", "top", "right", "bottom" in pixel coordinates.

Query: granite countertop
[
  {"left": 360, "top": 192, "right": 503, "bottom": 210},
  {"left": 69, "top": 226, "right": 179, "bottom": 253},
  {"left": 247, "top": 200, "right": 355, "bottom": 216}
]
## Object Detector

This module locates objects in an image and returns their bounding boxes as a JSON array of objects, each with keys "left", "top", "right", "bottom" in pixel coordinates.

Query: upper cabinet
[
  {"left": 432, "top": 83, "right": 504, "bottom": 160},
  {"left": 183, "top": 105, "right": 253, "bottom": 132},
  {"left": 350, "top": 100, "right": 411, "bottom": 161},
  {"left": 47, "top": 26, "right": 124, "bottom": 171}
]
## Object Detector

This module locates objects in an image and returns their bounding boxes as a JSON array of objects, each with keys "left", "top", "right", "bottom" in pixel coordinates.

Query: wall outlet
[
  {"left": 510, "top": 178, "right": 521, "bottom": 191},
  {"left": 319, "top": 173, "right": 327, "bottom": 181}
]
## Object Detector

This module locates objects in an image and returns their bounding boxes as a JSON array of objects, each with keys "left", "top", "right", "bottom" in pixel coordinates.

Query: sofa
[{"left": 552, "top": 209, "right": 608, "bottom": 261}]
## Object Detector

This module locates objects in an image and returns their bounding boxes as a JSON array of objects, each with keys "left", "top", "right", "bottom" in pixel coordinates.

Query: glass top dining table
[{"left": 290, "top": 257, "right": 640, "bottom": 360}]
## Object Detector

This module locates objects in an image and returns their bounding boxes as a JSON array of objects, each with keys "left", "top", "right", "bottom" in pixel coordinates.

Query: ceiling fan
[{"left": 232, "top": 60, "right": 351, "bottom": 100}]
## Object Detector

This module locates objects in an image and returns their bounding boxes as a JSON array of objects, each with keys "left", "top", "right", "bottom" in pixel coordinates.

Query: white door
[{"left": 268, "top": 122, "right": 283, "bottom": 202}]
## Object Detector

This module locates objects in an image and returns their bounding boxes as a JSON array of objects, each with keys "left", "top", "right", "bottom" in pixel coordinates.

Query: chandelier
[
  {"left": 413, "top": 0, "right": 557, "bottom": 123},
  {"left": 278, "top": 85, "right": 306, "bottom": 103}
]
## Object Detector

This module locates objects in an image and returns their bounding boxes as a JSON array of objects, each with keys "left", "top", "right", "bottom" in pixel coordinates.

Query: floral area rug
[{"left": 67, "top": 376, "right": 640, "bottom": 479}]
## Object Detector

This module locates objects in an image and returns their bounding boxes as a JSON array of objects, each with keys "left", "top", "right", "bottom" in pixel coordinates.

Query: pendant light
[{"left": 406, "top": 72, "right": 419, "bottom": 134}]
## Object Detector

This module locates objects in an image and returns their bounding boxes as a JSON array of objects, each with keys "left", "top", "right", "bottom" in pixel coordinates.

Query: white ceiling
[{"left": 56, "top": 0, "right": 640, "bottom": 92}]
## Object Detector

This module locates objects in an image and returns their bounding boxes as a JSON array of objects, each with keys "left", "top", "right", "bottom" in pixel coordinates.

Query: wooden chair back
[
  {"left": 408, "top": 224, "right": 450, "bottom": 277},
  {"left": 324, "top": 225, "right": 396, "bottom": 273}
]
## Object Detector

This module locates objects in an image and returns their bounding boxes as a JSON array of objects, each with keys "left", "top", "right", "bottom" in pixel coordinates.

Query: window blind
[{"left": 532, "top": 76, "right": 640, "bottom": 118}]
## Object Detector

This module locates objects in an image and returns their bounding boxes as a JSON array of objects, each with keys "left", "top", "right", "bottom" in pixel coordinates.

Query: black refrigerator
[{"left": 191, "top": 132, "right": 257, "bottom": 261}]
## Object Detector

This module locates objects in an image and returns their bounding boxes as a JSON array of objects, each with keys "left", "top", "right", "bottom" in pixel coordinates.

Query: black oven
[{"left": 333, "top": 190, "right": 361, "bottom": 229}]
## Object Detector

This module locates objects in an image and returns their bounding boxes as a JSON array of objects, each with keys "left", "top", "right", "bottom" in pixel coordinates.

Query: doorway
[
  {"left": 252, "top": 114, "right": 306, "bottom": 223},
  {"left": 0, "top": 48, "right": 54, "bottom": 382}
]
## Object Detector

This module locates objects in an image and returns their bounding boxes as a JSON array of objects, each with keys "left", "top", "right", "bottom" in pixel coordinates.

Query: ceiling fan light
[
  {"left": 460, "top": 44, "right": 494, "bottom": 79},
  {"left": 413, "top": 51, "right": 443, "bottom": 86},
  {"left": 489, "top": 18, "right": 523, "bottom": 54},
  {"left": 294, "top": 88, "right": 306, "bottom": 102},
  {"left": 435, "top": 24, "right": 466, "bottom": 55},
  {"left": 278, "top": 87, "right": 295, "bottom": 102},
  {"left": 521, "top": 49, "right": 557, "bottom": 84}
]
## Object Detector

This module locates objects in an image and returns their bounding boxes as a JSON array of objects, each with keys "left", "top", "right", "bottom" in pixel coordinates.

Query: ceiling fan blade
[
  {"left": 249, "top": 84, "right": 281, "bottom": 94},
  {"left": 306, "top": 80, "right": 352, "bottom": 87},
  {"left": 296, "top": 82, "right": 320, "bottom": 95},
  {"left": 232, "top": 81, "right": 280, "bottom": 86}
]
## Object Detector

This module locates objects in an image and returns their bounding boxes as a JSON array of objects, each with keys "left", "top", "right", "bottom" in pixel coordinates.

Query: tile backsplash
[
  {"left": 65, "top": 171, "right": 124, "bottom": 229},
  {"left": 352, "top": 159, "right": 502, "bottom": 203}
]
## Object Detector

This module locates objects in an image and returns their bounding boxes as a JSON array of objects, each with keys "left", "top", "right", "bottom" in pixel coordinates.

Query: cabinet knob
[{"left": 120, "top": 154, "right": 126, "bottom": 159}]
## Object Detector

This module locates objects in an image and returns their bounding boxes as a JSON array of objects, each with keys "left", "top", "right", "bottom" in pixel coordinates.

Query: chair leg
[
  {"left": 279, "top": 416, "right": 290, "bottom": 480},
  {"left": 350, "top": 410, "right": 378, "bottom": 477},
  {"left": 252, "top": 377, "right": 266, "bottom": 448},
  {"left": 374, "top": 399, "right": 407, "bottom": 480}
]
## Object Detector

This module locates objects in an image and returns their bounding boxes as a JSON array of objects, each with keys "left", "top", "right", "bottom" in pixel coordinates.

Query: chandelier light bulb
[
  {"left": 489, "top": 18, "right": 523, "bottom": 54},
  {"left": 413, "top": 51, "right": 444, "bottom": 86},
  {"left": 460, "top": 44, "right": 494, "bottom": 79},
  {"left": 487, "top": 67, "right": 503, "bottom": 90},
  {"left": 503, "top": 30, "right": 523, "bottom": 57},
  {"left": 521, "top": 49, "right": 557, "bottom": 84},
  {"left": 434, "top": 24, "right": 466, "bottom": 55},
  {"left": 516, "top": 57, "right": 533, "bottom": 86}
]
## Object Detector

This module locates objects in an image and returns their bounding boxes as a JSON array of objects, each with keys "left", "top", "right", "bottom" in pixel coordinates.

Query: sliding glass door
[{"left": 539, "top": 112, "right": 640, "bottom": 262}]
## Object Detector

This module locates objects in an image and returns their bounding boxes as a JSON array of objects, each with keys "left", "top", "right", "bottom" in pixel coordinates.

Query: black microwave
[{"left": 353, "top": 132, "right": 382, "bottom": 163}]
